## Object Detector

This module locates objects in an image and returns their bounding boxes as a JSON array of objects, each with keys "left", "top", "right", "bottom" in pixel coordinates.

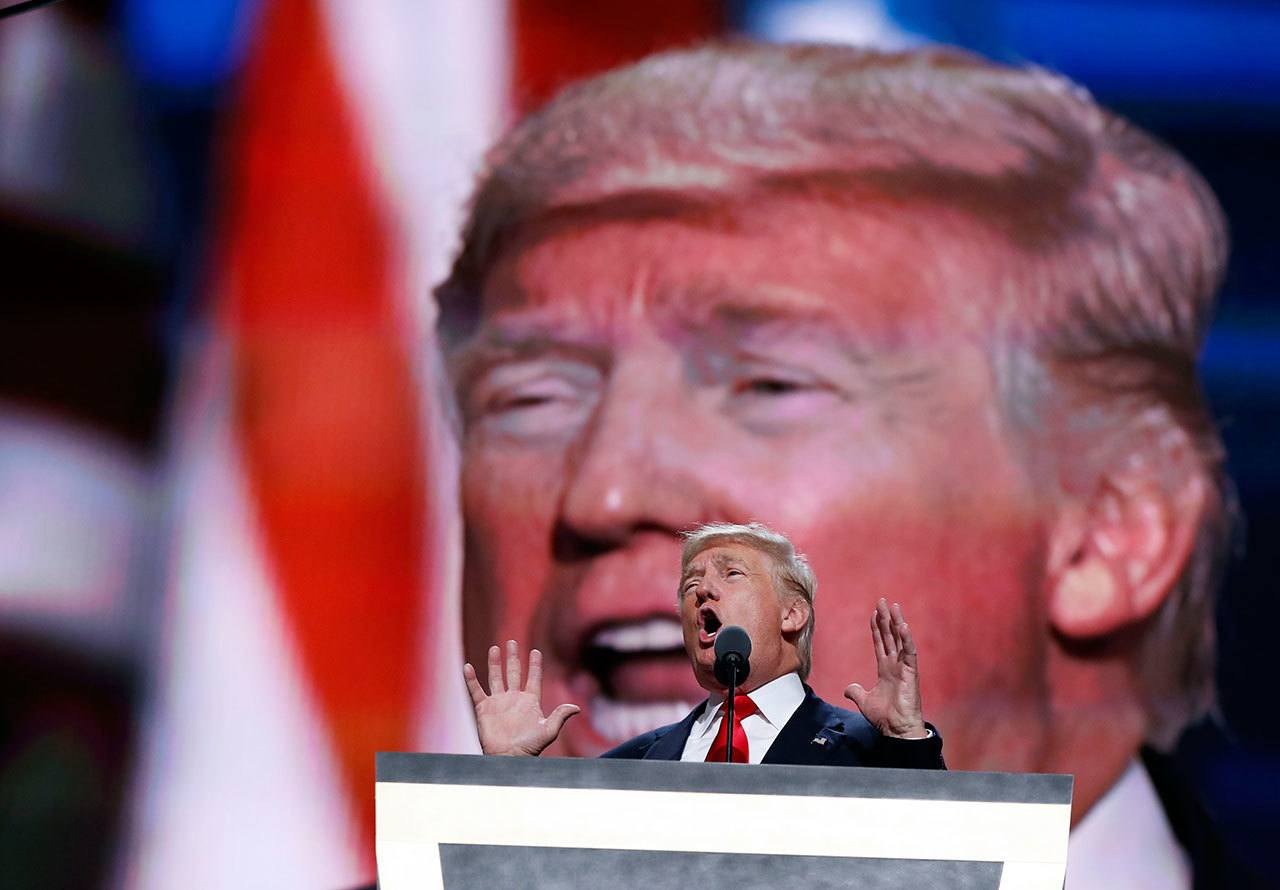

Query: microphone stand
[{"left": 724, "top": 659, "right": 738, "bottom": 764}]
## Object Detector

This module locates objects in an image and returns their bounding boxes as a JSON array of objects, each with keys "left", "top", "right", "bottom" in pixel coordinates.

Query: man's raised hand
[
  {"left": 463, "top": 640, "right": 580, "bottom": 756},
  {"left": 843, "top": 598, "right": 929, "bottom": 739}
]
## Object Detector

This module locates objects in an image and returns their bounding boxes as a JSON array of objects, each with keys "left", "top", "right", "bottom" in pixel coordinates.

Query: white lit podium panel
[{"left": 376, "top": 753, "right": 1071, "bottom": 890}]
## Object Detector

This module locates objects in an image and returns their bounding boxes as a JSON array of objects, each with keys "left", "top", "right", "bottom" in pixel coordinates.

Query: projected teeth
[
  {"left": 591, "top": 618, "right": 684, "bottom": 653},
  {"left": 590, "top": 697, "right": 697, "bottom": 742}
]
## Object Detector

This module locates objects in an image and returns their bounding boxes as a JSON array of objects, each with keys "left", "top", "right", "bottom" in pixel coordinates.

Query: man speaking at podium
[{"left": 464, "top": 522, "right": 944, "bottom": 770}]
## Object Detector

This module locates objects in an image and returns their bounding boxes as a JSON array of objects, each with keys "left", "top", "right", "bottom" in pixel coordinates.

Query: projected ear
[{"left": 1047, "top": 470, "right": 1207, "bottom": 639}]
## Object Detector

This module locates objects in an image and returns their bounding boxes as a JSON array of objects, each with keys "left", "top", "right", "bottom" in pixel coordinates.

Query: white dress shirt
[
  {"left": 1066, "top": 760, "right": 1191, "bottom": 890},
  {"left": 680, "top": 672, "right": 807, "bottom": 763}
]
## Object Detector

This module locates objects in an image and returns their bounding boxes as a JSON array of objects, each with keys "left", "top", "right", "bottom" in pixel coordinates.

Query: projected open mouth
[{"left": 579, "top": 617, "right": 698, "bottom": 743}]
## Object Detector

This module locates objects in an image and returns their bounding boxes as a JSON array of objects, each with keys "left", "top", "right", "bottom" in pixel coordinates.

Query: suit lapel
[
  {"left": 761, "top": 687, "right": 848, "bottom": 767},
  {"left": 643, "top": 701, "right": 707, "bottom": 761}
]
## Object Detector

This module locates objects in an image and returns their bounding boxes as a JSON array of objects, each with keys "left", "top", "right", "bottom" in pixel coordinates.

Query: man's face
[
  {"left": 678, "top": 542, "right": 802, "bottom": 693},
  {"left": 456, "top": 196, "right": 1050, "bottom": 764}
]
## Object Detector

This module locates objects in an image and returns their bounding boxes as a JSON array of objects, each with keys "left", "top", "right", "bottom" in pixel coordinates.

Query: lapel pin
[{"left": 812, "top": 736, "right": 828, "bottom": 746}]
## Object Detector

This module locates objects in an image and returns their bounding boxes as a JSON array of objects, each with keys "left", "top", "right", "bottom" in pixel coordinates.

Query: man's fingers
[
  {"left": 871, "top": 613, "right": 887, "bottom": 662},
  {"left": 545, "top": 703, "right": 581, "bottom": 739},
  {"left": 877, "top": 600, "right": 898, "bottom": 658},
  {"left": 890, "top": 601, "right": 907, "bottom": 626},
  {"left": 526, "top": 648, "right": 543, "bottom": 695},
  {"left": 898, "top": 617, "right": 918, "bottom": 657},
  {"left": 463, "top": 662, "right": 487, "bottom": 705},
  {"left": 888, "top": 602, "right": 905, "bottom": 652},
  {"left": 887, "top": 601, "right": 918, "bottom": 661},
  {"left": 505, "top": 639, "right": 522, "bottom": 690},
  {"left": 844, "top": 682, "right": 868, "bottom": 710},
  {"left": 487, "top": 644, "right": 504, "bottom": 693}
]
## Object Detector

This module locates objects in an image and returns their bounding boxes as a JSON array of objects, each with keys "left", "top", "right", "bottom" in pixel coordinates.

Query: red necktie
[{"left": 705, "top": 694, "right": 758, "bottom": 763}]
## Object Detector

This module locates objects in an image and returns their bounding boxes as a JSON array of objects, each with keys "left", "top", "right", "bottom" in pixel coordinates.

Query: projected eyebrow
[
  {"left": 644, "top": 278, "right": 870, "bottom": 352},
  {"left": 450, "top": 320, "right": 608, "bottom": 385},
  {"left": 696, "top": 308, "right": 943, "bottom": 420},
  {"left": 453, "top": 284, "right": 940, "bottom": 397},
  {"left": 668, "top": 295, "right": 916, "bottom": 401},
  {"left": 703, "top": 304, "right": 873, "bottom": 360}
]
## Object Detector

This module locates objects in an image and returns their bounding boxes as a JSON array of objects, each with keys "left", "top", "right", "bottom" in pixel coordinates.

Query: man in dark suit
[{"left": 464, "top": 521, "right": 944, "bottom": 770}]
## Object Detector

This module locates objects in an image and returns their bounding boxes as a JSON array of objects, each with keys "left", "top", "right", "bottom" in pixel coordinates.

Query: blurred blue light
[
  {"left": 1203, "top": 322, "right": 1280, "bottom": 387},
  {"left": 738, "top": 1, "right": 1280, "bottom": 105},
  {"left": 122, "top": 0, "right": 261, "bottom": 89},
  {"left": 999, "top": 1, "right": 1280, "bottom": 104}
]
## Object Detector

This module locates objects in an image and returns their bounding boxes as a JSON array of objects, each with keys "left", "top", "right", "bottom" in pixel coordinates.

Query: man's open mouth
[
  {"left": 699, "top": 606, "right": 722, "bottom": 641},
  {"left": 578, "top": 616, "right": 698, "bottom": 743}
]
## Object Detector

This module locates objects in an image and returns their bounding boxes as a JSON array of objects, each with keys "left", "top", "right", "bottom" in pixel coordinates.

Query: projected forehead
[{"left": 455, "top": 197, "right": 999, "bottom": 373}]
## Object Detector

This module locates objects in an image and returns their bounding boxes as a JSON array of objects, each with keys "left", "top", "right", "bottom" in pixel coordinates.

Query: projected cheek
[{"left": 463, "top": 359, "right": 601, "bottom": 441}]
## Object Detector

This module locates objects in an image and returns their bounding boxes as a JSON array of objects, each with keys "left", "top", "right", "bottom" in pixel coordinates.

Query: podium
[{"left": 377, "top": 753, "right": 1071, "bottom": 889}]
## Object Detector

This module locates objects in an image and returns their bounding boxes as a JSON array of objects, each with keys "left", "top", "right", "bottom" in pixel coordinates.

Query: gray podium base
[{"left": 440, "top": 844, "right": 1002, "bottom": 890}]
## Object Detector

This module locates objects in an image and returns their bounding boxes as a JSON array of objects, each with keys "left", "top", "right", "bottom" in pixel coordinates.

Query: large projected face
[{"left": 456, "top": 196, "right": 1051, "bottom": 769}]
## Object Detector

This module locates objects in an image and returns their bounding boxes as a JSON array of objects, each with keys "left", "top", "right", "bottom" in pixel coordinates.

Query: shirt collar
[
  {"left": 692, "top": 672, "right": 806, "bottom": 738},
  {"left": 1065, "top": 760, "right": 1190, "bottom": 890}
]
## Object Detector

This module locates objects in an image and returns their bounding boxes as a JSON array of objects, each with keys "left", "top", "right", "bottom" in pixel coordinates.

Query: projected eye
[
  {"left": 738, "top": 376, "right": 809, "bottom": 396},
  {"left": 466, "top": 361, "right": 600, "bottom": 439},
  {"left": 726, "top": 367, "right": 843, "bottom": 428},
  {"left": 485, "top": 380, "right": 574, "bottom": 411}
]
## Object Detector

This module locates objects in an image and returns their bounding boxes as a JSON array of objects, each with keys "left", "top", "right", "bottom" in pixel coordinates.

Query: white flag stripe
[
  {"left": 127, "top": 335, "right": 360, "bottom": 889},
  {"left": 319, "top": 0, "right": 512, "bottom": 322}
]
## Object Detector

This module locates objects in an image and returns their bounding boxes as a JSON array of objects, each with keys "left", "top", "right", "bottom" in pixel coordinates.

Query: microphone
[{"left": 713, "top": 626, "right": 752, "bottom": 688}]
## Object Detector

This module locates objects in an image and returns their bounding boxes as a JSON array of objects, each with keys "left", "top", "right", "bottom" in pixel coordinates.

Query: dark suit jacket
[{"left": 600, "top": 684, "right": 945, "bottom": 770}]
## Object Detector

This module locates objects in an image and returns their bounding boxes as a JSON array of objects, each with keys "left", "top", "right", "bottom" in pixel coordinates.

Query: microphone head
[{"left": 713, "top": 625, "right": 752, "bottom": 687}]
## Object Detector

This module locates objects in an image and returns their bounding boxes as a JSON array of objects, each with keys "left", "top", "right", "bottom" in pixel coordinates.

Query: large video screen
[{"left": 1, "top": 2, "right": 1275, "bottom": 889}]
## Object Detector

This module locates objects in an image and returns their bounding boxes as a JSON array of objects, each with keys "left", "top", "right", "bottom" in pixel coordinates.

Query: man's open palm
[
  {"left": 464, "top": 640, "right": 580, "bottom": 756},
  {"left": 844, "top": 599, "right": 928, "bottom": 739}
]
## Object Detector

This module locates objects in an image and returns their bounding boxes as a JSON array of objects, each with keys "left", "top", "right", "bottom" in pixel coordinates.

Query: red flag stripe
[
  {"left": 514, "top": 0, "right": 724, "bottom": 112},
  {"left": 216, "top": 0, "right": 426, "bottom": 866}
]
